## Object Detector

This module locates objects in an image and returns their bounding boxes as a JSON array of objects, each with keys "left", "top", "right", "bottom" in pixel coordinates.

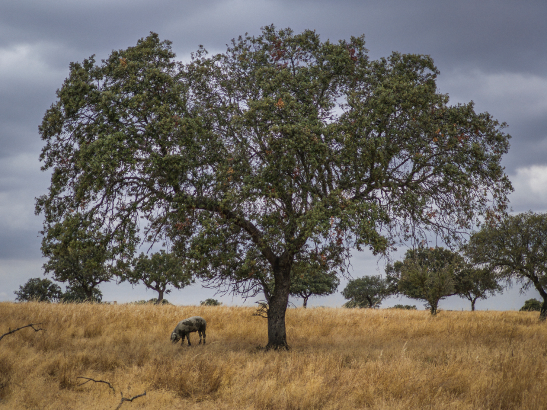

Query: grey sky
[{"left": 1, "top": 0, "right": 546, "bottom": 309}]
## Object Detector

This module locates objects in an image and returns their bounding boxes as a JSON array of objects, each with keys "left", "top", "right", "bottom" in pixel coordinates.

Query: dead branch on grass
[
  {"left": 77, "top": 377, "right": 115, "bottom": 393},
  {"left": 115, "top": 391, "right": 147, "bottom": 410},
  {"left": 77, "top": 376, "right": 146, "bottom": 409},
  {"left": 0, "top": 323, "right": 44, "bottom": 341}
]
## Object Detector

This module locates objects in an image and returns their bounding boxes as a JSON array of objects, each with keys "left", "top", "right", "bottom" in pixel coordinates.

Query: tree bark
[
  {"left": 82, "top": 283, "right": 94, "bottom": 300},
  {"left": 302, "top": 296, "right": 308, "bottom": 308},
  {"left": 471, "top": 298, "right": 476, "bottom": 311},
  {"left": 530, "top": 277, "right": 547, "bottom": 321},
  {"left": 156, "top": 288, "right": 164, "bottom": 305},
  {"left": 265, "top": 263, "right": 291, "bottom": 350}
]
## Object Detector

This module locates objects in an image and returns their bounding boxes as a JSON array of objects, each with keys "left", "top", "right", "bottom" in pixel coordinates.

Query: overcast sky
[{"left": 1, "top": 0, "right": 546, "bottom": 310}]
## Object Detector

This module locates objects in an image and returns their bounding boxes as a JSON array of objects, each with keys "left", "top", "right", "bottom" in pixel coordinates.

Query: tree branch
[
  {"left": 77, "top": 376, "right": 146, "bottom": 409},
  {"left": 76, "top": 377, "right": 115, "bottom": 393},
  {"left": 115, "top": 391, "right": 147, "bottom": 410},
  {"left": 0, "top": 323, "right": 44, "bottom": 342},
  {"left": 192, "top": 196, "right": 279, "bottom": 265}
]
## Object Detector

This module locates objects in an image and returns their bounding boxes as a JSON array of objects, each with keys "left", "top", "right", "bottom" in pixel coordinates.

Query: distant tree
[
  {"left": 134, "top": 298, "right": 171, "bottom": 305},
  {"left": 200, "top": 298, "right": 222, "bottom": 306},
  {"left": 465, "top": 212, "right": 547, "bottom": 320},
  {"left": 61, "top": 283, "right": 102, "bottom": 303},
  {"left": 40, "top": 213, "right": 134, "bottom": 300},
  {"left": 290, "top": 261, "right": 340, "bottom": 308},
  {"left": 387, "top": 247, "right": 463, "bottom": 315},
  {"left": 123, "top": 250, "right": 193, "bottom": 305},
  {"left": 454, "top": 265, "right": 503, "bottom": 311},
  {"left": 14, "top": 278, "right": 62, "bottom": 302},
  {"left": 390, "top": 304, "right": 417, "bottom": 310},
  {"left": 36, "top": 27, "right": 512, "bottom": 349},
  {"left": 520, "top": 299, "right": 542, "bottom": 312},
  {"left": 342, "top": 275, "right": 390, "bottom": 308}
]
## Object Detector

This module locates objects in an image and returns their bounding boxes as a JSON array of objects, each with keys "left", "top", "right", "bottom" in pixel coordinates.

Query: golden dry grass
[{"left": 0, "top": 302, "right": 546, "bottom": 410}]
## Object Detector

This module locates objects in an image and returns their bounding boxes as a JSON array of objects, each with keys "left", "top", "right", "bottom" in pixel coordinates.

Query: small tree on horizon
[
  {"left": 123, "top": 250, "right": 194, "bottom": 305},
  {"left": 465, "top": 212, "right": 547, "bottom": 320},
  {"left": 387, "top": 247, "right": 463, "bottom": 315},
  {"left": 40, "top": 213, "right": 133, "bottom": 301},
  {"left": 520, "top": 299, "right": 542, "bottom": 312},
  {"left": 342, "top": 275, "right": 390, "bottom": 308},
  {"left": 200, "top": 298, "right": 222, "bottom": 306},
  {"left": 454, "top": 264, "right": 503, "bottom": 311},
  {"left": 390, "top": 304, "right": 417, "bottom": 310},
  {"left": 14, "top": 278, "right": 62, "bottom": 302},
  {"left": 289, "top": 260, "right": 340, "bottom": 308}
]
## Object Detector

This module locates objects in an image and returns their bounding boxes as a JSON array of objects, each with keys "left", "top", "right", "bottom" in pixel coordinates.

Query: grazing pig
[{"left": 170, "top": 316, "right": 206, "bottom": 346}]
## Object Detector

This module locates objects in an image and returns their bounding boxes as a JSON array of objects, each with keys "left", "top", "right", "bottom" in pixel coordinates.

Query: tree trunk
[
  {"left": 82, "top": 283, "right": 94, "bottom": 301},
  {"left": 265, "top": 264, "right": 291, "bottom": 350},
  {"left": 429, "top": 301, "right": 438, "bottom": 315},
  {"left": 156, "top": 288, "right": 164, "bottom": 305},
  {"left": 302, "top": 296, "right": 308, "bottom": 308},
  {"left": 471, "top": 298, "right": 476, "bottom": 311},
  {"left": 531, "top": 280, "right": 547, "bottom": 321}
]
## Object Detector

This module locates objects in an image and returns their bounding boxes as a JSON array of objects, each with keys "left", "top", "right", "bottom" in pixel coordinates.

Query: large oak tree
[{"left": 37, "top": 27, "right": 512, "bottom": 349}]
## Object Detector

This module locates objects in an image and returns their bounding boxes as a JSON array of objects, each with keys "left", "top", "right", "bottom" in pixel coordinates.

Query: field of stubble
[{"left": 0, "top": 302, "right": 546, "bottom": 410}]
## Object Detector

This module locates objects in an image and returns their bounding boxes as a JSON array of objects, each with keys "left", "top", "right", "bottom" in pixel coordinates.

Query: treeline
[
  {"left": 343, "top": 247, "right": 501, "bottom": 314},
  {"left": 16, "top": 211, "right": 547, "bottom": 321},
  {"left": 343, "top": 212, "right": 547, "bottom": 319}
]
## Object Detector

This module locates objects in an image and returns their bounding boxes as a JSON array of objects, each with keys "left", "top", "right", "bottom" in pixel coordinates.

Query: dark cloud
[
  {"left": 0, "top": 225, "right": 42, "bottom": 259},
  {"left": 3, "top": 1, "right": 544, "bottom": 73},
  {"left": 271, "top": 0, "right": 547, "bottom": 75}
]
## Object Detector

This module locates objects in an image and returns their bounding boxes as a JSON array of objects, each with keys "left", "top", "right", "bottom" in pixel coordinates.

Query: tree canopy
[
  {"left": 36, "top": 27, "right": 512, "bottom": 349},
  {"left": 465, "top": 212, "right": 547, "bottom": 320}
]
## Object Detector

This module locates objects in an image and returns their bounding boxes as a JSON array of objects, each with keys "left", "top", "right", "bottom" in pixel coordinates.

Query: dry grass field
[{"left": 0, "top": 302, "right": 546, "bottom": 410}]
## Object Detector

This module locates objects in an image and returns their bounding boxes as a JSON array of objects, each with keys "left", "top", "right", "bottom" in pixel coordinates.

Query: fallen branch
[
  {"left": 115, "top": 391, "right": 147, "bottom": 410},
  {"left": 0, "top": 323, "right": 44, "bottom": 341},
  {"left": 77, "top": 377, "right": 115, "bottom": 393},
  {"left": 77, "top": 376, "right": 146, "bottom": 409}
]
